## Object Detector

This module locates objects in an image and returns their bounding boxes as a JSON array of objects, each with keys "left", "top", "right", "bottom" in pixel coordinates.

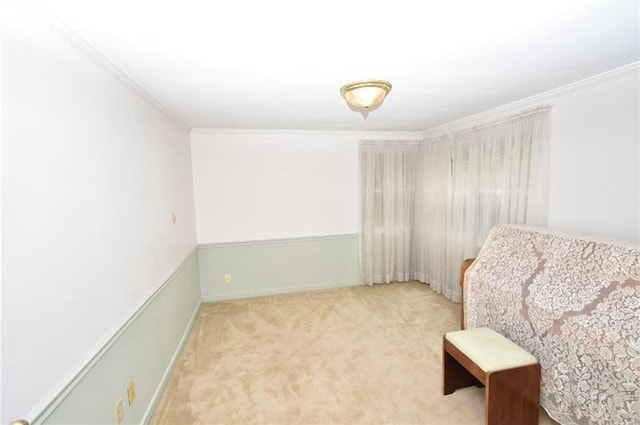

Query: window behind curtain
[{"left": 360, "top": 108, "right": 550, "bottom": 302}]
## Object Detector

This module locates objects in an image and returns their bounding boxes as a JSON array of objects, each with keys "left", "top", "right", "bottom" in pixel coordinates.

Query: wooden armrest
[
  {"left": 460, "top": 258, "right": 475, "bottom": 330},
  {"left": 460, "top": 258, "right": 475, "bottom": 287}
]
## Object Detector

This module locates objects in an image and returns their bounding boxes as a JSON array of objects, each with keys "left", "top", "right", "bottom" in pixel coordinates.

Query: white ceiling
[{"left": 37, "top": 0, "right": 639, "bottom": 131}]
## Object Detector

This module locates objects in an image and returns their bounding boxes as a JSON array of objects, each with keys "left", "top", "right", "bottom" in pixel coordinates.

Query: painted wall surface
[
  {"left": 546, "top": 68, "right": 639, "bottom": 243},
  {"left": 199, "top": 234, "right": 360, "bottom": 302},
  {"left": 2, "top": 8, "right": 198, "bottom": 423},
  {"left": 43, "top": 251, "right": 201, "bottom": 425},
  {"left": 190, "top": 131, "right": 421, "bottom": 243},
  {"left": 190, "top": 130, "right": 418, "bottom": 300},
  {"left": 424, "top": 64, "right": 640, "bottom": 243},
  {"left": 0, "top": 19, "right": 4, "bottom": 424}
]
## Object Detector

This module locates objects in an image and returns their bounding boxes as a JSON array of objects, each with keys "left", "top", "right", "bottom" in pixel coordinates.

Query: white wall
[
  {"left": 547, "top": 68, "right": 638, "bottom": 242},
  {"left": 424, "top": 63, "right": 640, "bottom": 243},
  {"left": 191, "top": 65, "right": 639, "bottom": 247},
  {"left": 0, "top": 17, "right": 4, "bottom": 424},
  {"left": 190, "top": 130, "right": 421, "bottom": 243},
  {"left": 2, "top": 7, "right": 197, "bottom": 422},
  {"left": 192, "top": 64, "right": 639, "bottom": 247}
]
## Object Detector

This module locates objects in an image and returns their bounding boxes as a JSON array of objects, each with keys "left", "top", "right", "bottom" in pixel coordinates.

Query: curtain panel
[
  {"left": 359, "top": 108, "right": 550, "bottom": 301},
  {"left": 360, "top": 142, "right": 419, "bottom": 285}
]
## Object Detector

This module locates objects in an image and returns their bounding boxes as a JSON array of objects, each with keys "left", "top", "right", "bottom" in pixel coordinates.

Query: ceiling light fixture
[{"left": 340, "top": 80, "right": 392, "bottom": 119}]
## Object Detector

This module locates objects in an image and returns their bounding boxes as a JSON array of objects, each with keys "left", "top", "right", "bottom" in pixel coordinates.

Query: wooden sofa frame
[{"left": 459, "top": 258, "right": 475, "bottom": 329}]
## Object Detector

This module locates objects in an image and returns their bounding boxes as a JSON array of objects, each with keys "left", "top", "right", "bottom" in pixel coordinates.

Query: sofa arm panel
[{"left": 459, "top": 258, "right": 475, "bottom": 329}]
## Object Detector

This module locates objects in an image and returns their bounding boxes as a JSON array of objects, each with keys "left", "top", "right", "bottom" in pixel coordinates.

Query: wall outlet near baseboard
[
  {"left": 115, "top": 398, "right": 124, "bottom": 425},
  {"left": 224, "top": 274, "right": 231, "bottom": 284},
  {"left": 127, "top": 381, "right": 136, "bottom": 405}
]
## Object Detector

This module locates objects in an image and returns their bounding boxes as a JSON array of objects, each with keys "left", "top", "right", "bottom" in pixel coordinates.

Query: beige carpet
[{"left": 150, "top": 282, "right": 559, "bottom": 425}]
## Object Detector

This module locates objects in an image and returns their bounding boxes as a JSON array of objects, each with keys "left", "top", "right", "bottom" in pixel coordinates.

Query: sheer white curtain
[
  {"left": 360, "top": 141, "right": 418, "bottom": 285},
  {"left": 411, "top": 141, "right": 451, "bottom": 295},
  {"left": 432, "top": 109, "right": 550, "bottom": 301},
  {"left": 360, "top": 108, "right": 550, "bottom": 301}
]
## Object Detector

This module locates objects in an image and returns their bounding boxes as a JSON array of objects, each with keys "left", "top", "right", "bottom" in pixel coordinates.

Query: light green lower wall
[
  {"left": 198, "top": 233, "right": 361, "bottom": 301},
  {"left": 32, "top": 235, "right": 358, "bottom": 424},
  {"left": 39, "top": 249, "right": 201, "bottom": 425}
]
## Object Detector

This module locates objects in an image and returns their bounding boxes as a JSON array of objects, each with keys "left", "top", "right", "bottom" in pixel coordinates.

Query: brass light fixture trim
[{"left": 340, "top": 80, "right": 392, "bottom": 119}]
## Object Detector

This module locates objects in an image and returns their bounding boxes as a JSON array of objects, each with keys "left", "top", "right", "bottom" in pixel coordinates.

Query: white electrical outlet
[
  {"left": 115, "top": 398, "right": 124, "bottom": 425},
  {"left": 127, "top": 381, "right": 136, "bottom": 406},
  {"left": 224, "top": 274, "right": 231, "bottom": 284}
]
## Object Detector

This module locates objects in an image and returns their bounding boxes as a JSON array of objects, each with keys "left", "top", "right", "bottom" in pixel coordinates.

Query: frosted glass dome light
[{"left": 340, "top": 80, "right": 392, "bottom": 119}]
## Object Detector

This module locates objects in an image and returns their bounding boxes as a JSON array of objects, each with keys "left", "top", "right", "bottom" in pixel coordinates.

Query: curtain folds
[
  {"left": 411, "top": 141, "right": 451, "bottom": 295},
  {"left": 359, "top": 109, "right": 550, "bottom": 301},
  {"left": 360, "top": 142, "right": 418, "bottom": 285}
]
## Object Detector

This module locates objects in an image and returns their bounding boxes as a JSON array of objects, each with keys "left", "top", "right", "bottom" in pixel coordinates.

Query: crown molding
[
  {"left": 423, "top": 61, "right": 639, "bottom": 139},
  {"left": 27, "top": 3, "right": 188, "bottom": 129},
  {"left": 190, "top": 128, "right": 424, "bottom": 138}
]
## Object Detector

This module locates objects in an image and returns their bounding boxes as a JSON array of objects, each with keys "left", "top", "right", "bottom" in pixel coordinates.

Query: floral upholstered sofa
[{"left": 463, "top": 224, "right": 639, "bottom": 425}]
